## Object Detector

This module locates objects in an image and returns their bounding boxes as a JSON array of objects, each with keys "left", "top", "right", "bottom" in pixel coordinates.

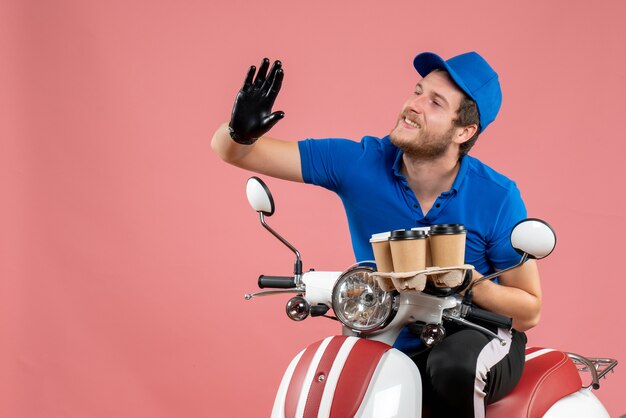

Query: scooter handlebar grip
[
  {"left": 466, "top": 306, "right": 513, "bottom": 330},
  {"left": 258, "top": 275, "right": 296, "bottom": 289}
]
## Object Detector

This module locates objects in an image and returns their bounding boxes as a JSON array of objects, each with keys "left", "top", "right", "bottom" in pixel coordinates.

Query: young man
[{"left": 211, "top": 52, "right": 541, "bottom": 418}]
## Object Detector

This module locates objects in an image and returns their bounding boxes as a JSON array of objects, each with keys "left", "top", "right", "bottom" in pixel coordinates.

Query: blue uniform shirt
[{"left": 299, "top": 135, "right": 526, "bottom": 276}]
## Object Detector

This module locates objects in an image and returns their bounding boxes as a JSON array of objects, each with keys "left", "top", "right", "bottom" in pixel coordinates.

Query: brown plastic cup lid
[
  {"left": 429, "top": 224, "right": 466, "bottom": 235},
  {"left": 390, "top": 229, "right": 428, "bottom": 240}
]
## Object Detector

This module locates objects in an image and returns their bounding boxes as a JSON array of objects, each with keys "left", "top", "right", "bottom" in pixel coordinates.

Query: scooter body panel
[
  {"left": 543, "top": 388, "right": 610, "bottom": 418},
  {"left": 271, "top": 336, "right": 420, "bottom": 418},
  {"left": 352, "top": 348, "right": 421, "bottom": 418},
  {"left": 272, "top": 349, "right": 305, "bottom": 418}
]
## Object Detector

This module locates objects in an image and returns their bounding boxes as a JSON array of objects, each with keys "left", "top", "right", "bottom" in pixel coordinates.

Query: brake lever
[
  {"left": 442, "top": 312, "right": 507, "bottom": 346},
  {"left": 244, "top": 287, "right": 305, "bottom": 300}
]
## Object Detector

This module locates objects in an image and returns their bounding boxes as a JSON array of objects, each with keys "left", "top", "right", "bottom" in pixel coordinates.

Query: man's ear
[{"left": 453, "top": 124, "right": 478, "bottom": 145}]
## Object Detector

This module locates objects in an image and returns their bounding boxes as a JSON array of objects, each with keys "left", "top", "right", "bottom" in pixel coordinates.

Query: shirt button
[
  {"left": 413, "top": 204, "right": 418, "bottom": 209},
  {"left": 436, "top": 203, "right": 441, "bottom": 208}
]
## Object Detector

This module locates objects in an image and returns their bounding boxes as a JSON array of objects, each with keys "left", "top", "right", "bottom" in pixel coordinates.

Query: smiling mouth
[{"left": 401, "top": 115, "right": 420, "bottom": 128}]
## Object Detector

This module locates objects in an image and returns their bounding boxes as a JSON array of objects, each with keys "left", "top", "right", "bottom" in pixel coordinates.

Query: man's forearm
[
  {"left": 210, "top": 121, "right": 304, "bottom": 182},
  {"left": 470, "top": 266, "right": 542, "bottom": 332},
  {"left": 211, "top": 122, "right": 257, "bottom": 163}
]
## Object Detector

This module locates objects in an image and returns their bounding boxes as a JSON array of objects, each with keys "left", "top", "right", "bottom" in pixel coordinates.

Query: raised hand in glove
[{"left": 228, "top": 58, "right": 284, "bottom": 145}]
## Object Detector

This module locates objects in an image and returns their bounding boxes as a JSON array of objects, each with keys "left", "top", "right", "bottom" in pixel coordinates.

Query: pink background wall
[{"left": 2, "top": 0, "right": 625, "bottom": 416}]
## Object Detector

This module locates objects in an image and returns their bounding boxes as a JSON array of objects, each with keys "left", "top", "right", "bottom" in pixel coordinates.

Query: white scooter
[{"left": 243, "top": 177, "right": 618, "bottom": 418}]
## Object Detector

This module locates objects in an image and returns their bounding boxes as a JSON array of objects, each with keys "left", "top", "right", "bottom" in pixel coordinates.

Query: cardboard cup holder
[{"left": 371, "top": 265, "right": 474, "bottom": 292}]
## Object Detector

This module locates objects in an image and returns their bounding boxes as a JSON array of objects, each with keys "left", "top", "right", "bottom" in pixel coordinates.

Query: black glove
[{"left": 228, "top": 58, "right": 285, "bottom": 145}]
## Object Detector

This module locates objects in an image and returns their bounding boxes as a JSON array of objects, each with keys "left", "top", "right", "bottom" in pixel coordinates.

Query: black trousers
[{"left": 410, "top": 322, "right": 527, "bottom": 418}]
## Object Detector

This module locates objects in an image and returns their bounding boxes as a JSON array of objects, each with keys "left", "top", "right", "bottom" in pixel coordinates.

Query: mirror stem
[
  {"left": 468, "top": 253, "right": 529, "bottom": 293},
  {"left": 259, "top": 213, "right": 303, "bottom": 279}
]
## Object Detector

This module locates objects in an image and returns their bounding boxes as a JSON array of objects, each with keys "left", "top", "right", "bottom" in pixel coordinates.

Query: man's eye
[{"left": 432, "top": 100, "right": 441, "bottom": 107}]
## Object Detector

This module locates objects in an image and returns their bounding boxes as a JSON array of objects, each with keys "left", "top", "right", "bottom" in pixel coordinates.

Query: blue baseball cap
[{"left": 413, "top": 51, "right": 502, "bottom": 132}]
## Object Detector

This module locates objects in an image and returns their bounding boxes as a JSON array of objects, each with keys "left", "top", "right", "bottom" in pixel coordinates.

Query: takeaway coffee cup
[
  {"left": 428, "top": 224, "right": 466, "bottom": 267},
  {"left": 370, "top": 232, "right": 394, "bottom": 273},
  {"left": 411, "top": 227, "right": 433, "bottom": 267},
  {"left": 389, "top": 229, "right": 428, "bottom": 272}
]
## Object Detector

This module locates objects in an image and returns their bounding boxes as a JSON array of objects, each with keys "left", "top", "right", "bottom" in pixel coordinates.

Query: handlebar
[
  {"left": 464, "top": 306, "right": 512, "bottom": 330},
  {"left": 258, "top": 275, "right": 296, "bottom": 289}
]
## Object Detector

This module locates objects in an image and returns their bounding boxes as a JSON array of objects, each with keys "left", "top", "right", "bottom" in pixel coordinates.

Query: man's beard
[{"left": 389, "top": 124, "right": 456, "bottom": 160}]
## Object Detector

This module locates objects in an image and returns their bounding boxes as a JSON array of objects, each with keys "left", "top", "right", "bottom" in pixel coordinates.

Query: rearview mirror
[
  {"left": 510, "top": 218, "right": 556, "bottom": 259},
  {"left": 246, "top": 176, "right": 275, "bottom": 216}
]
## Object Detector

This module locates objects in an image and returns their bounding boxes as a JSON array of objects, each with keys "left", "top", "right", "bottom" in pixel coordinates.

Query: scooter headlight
[{"left": 332, "top": 265, "right": 397, "bottom": 332}]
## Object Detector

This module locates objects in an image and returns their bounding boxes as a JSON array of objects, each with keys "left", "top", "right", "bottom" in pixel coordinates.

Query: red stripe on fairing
[
  {"left": 302, "top": 336, "right": 348, "bottom": 418},
  {"left": 284, "top": 339, "right": 323, "bottom": 418},
  {"left": 330, "top": 339, "right": 392, "bottom": 418}
]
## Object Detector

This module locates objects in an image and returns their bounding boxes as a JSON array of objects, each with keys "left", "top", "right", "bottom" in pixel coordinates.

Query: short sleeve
[
  {"left": 298, "top": 138, "right": 370, "bottom": 192},
  {"left": 486, "top": 185, "right": 528, "bottom": 270}
]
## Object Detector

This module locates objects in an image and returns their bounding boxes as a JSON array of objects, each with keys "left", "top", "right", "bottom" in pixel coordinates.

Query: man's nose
[{"left": 407, "top": 95, "right": 426, "bottom": 113}]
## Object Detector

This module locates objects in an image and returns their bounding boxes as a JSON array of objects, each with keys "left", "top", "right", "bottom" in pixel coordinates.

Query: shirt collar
[
  {"left": 449, "top": 155, "right": 469, "bottom": 194},
  {"left": 391, "top": 147, "right": 469, "bottom": 195},
  {"left": 392, "top": 145, "right": 404, "bottom": 178}
]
